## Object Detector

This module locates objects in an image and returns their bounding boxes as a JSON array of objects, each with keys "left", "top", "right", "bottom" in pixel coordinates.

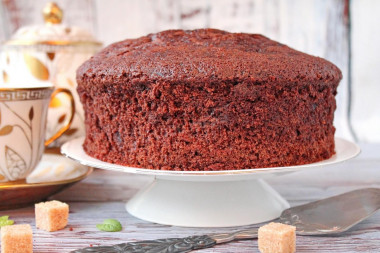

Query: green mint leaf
[
  {"left": 0, "top": 219, "right": 14, "bottom": 227},
  {"left": 96, "top": 219, "right": 122, "bottom": 232},
  {"left": 103, "top": 219, "right": 122, "bottom": 227},
  {"left": 0, "top": 216, "right": 9, "bottom": 221}
]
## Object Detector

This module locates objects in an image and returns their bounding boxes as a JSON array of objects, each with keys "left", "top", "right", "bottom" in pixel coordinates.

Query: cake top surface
[{"left": 77, "top": 29, "right": 342, "bottom": 84}]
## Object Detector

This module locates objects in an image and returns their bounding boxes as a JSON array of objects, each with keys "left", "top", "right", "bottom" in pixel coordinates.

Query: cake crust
[{"left": 77, "top": 29, "right": 341, "bottom": 171}]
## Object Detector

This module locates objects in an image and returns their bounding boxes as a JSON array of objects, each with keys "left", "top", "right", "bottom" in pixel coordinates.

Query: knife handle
[
  {"left": 210, "top": 228, "right": 259, "bottom": 244},
  {"left": 71, "top": 235, "right": 217, "bottom": 253},
  {"left": 71, "top": 229, "right": 259, "bottom": 252}
]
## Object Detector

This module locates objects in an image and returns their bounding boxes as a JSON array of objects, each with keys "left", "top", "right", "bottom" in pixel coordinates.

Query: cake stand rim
[{"left": 61, "top": 137, "right": 360, "bottom": 180}]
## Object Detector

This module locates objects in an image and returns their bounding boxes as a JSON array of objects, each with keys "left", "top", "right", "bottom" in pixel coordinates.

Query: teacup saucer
[{"left": 0, "top": 153, "right": 92, "bottom": 210}]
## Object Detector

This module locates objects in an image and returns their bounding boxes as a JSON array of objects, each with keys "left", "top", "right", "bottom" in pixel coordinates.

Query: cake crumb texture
[
  {"left": 77, "top": 29, "right": 341, "bottom": 171},
  {"left": 35, "top": 200, "right": 69, "bottom": 232},
  {"left": 258, "top": 222, "right": 296, "bottom": 253},
  {"left": 1, "top": 224, "right": 33, "bottom": 253}
]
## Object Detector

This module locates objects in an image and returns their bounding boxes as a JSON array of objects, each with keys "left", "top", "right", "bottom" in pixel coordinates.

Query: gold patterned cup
[{"left": 0, "top": 86, "right": 75, "bottom": 182}]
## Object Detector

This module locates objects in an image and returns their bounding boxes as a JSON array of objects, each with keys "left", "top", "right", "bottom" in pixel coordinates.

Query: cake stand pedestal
[
  {"left": 62, "top": 137, "right": 360, "bottom": 227},
  {"left": 126, "top": 177, "right": 289, "bottom": 227}
]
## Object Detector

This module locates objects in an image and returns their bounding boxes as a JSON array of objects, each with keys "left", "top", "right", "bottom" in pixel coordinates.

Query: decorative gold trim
[
  {"left": 5, "top": 40, "right": 102, "bottom": 47},
  {"left": 0, "top": 87, "right": 53, "bottom": 101},
  {"left": 24, "top": 53, "right": 50, "bottom": 81},
  {"left": 43, "top": 2, "right": 63, "bottom": 25},
  {"left": 2, "top": 71, "right": 9, "bottom": 83},
  {"left": 44, "top": 88, "right": 75, "bottom": 146},
  {"left": 0, "top": 167, "right": 92, "bottom": 189},
  {"left": 0, "top": 86, "right": 53, "bottom": 91}
]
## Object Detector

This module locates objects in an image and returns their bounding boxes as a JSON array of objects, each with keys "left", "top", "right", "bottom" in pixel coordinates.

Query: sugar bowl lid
[{"left": 4, "top": 2, "right": 101, "bottom": 47}]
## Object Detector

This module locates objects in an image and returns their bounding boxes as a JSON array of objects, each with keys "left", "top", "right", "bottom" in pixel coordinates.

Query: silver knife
[{"left": 71, "top": 188, "right": 380, "bottom": 253}]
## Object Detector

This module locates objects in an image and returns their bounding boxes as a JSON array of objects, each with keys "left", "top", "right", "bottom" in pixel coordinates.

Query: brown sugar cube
[
  {"left": 35, "top": 200, "right": 69, "bottom": 232},
  {"left": 258, "top": 222, "right": 296, "bottom": 253},
  {"left": 1, "top": 224, "right": 33, "bottom": 253}
]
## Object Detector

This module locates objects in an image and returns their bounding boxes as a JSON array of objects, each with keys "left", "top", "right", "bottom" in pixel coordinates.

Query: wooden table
[{"left": 1, "top": 143, "right": 379, "bottom": 252}]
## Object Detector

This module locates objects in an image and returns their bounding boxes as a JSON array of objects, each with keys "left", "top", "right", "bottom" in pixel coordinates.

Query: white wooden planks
[
  {"left": 0, "top": 0, "right": 96, "bottom": 40},
  {"left": 351, "top": 0, "right": 380, "bottom": 142}
]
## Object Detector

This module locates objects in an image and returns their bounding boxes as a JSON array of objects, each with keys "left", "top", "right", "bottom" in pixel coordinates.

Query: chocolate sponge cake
[{"left": 77, "top": 29, "right": 341, "bottom": 171}]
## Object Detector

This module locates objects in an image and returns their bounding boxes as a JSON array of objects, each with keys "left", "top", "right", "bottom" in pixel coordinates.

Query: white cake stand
[{"left": 61, "top": 137, "right": 360, "bottom": 227}]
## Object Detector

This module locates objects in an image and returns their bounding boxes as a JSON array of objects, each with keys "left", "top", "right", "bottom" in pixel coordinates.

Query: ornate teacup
[{"left": 0, "top": 86, "right": 74, "bottom": 182}]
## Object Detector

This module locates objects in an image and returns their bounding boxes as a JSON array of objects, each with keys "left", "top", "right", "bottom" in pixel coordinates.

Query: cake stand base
[{"left": 126, "top": 177, "right": 290, "bottom": 227}]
